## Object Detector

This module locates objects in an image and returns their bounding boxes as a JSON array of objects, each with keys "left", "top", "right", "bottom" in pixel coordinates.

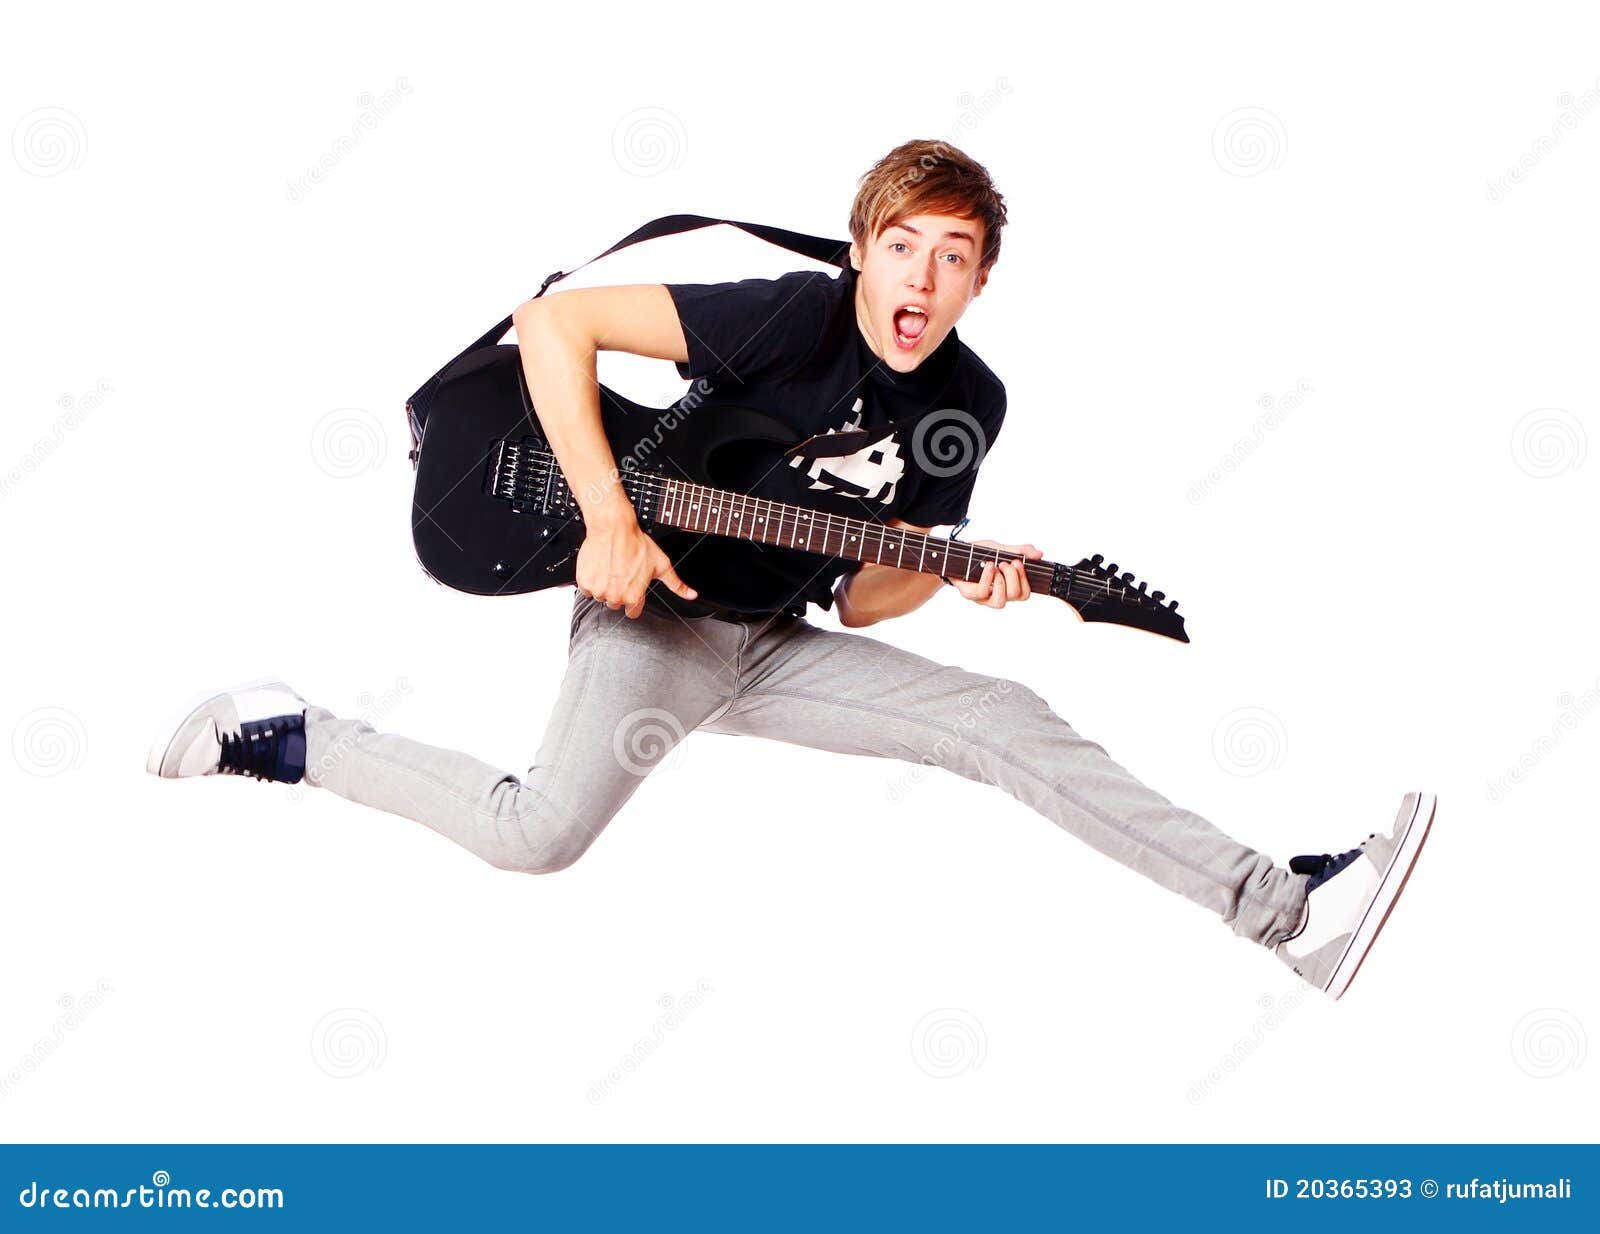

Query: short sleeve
[
  {"left": 665, "top": 270, "right": 830, "bottom": 386},
  {"left": 895, "top": 382, "right": 1007, "bottom": 529}
]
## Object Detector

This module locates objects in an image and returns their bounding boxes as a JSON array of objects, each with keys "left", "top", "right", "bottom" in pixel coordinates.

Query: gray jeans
[{"left": 303, "top": 594, "right": 1309, "bottom": 948}]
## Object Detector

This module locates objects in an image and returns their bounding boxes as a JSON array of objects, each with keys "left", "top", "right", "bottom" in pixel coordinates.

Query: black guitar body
[{"left": 409, "top": 344, "right": 794, "bottom": 612}]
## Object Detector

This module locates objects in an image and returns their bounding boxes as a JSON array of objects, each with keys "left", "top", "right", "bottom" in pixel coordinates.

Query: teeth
[{"left": 900, "top": 305, "right": 926, "bottom": 315}]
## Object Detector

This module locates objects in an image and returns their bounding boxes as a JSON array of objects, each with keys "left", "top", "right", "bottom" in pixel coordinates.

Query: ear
[
  {"left": 849, "top": 240, "right": 861, "bottom": 272},
  {"left": 972, "top": 263, "right": 991, "bottom": 298}
]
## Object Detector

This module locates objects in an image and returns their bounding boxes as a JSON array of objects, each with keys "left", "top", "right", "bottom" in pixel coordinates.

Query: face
[{"left": 850, "top": 211, "right": 990, "bottom": 372}]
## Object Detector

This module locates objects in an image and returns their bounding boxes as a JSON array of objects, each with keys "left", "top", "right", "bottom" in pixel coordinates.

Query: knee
[
  {"left": 491, "top": 846, "right": 581, "bottom": 876},
  {"left": 476, "top": 778, "right": 604, "bottom": 875}
]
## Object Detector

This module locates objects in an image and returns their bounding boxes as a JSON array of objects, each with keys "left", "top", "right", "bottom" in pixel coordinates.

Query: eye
[
  {"left": 890, "top": 241, "right": 909, "bottom": 254},
  {"left": 942, "top": 252, "right": 964, "bottom": 264}
]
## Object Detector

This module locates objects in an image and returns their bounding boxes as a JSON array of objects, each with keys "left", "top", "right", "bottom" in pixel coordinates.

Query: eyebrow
[{"left": 887, "top": 222, "right": 975, "bottom": 246}]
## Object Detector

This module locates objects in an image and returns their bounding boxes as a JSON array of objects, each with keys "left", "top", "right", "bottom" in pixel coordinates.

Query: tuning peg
[
  {"left": 1152, "top": 591, "right": 1165, "bottom": 603},
  {"left": 1168, "top": 600, "right": 1179, "bottom": 611},
  {"left": 1137, "top": 581, "right": 1147, "bottom": 594},
  {"left": 1090, "top": 553, "right": 1104, "bottom": 565},
  {"left": 1121, "top": 572, "right": 1135, "bottom": 585},
  {"left": 1105, "top": 563, "right": 1118, "bottom": 576}
]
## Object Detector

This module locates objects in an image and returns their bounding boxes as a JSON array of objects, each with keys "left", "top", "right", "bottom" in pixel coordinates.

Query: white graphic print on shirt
[{"left": 786, "top": 398, "right": 906, "bottom": 505}]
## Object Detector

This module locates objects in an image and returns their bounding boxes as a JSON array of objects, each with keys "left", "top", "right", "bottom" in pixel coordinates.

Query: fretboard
[{"left": 647, "top": 475, "right": 1057, "bottom": 588}]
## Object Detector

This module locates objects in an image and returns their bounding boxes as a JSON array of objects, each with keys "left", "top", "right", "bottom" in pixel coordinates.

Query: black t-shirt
[{"left": 656, "top": 265, "right": 1006, "bottom": 616}]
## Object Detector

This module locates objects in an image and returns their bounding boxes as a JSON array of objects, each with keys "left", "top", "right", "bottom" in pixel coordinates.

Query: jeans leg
[
  {"left": 706, "top": 616, "right": 1308, "bottom": 947},
  {"left": 303, "top": 595, "right": 743, "bottom": 873}
]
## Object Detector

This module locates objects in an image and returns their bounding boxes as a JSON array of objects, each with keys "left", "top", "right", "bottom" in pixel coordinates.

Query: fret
[{"left": 643, "top": 472, "right": 1022, "bottom": 589}]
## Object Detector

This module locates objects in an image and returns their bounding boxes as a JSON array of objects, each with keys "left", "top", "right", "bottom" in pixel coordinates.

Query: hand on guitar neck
[{"left": 946, "top": 538, "right": 1045, "bottom": 609}]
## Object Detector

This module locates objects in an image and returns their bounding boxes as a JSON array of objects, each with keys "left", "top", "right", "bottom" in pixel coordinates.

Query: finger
[
  {"left": 988, "top": 564, "right": 1006, "bottom": 607},
  {"left": 661, "top": 566, "right": 698, "bottom": 600},
  {"left": 625, "top": 594, "right": 646, "bottom": 619}
]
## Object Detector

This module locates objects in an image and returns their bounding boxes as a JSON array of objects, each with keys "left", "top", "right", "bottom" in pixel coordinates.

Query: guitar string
[
  {"left": 514, "top": 460, "right": 1156, "bottom": 605},
  {"left": 502, "top": 451, "right": 1172, "bottom": 609}
]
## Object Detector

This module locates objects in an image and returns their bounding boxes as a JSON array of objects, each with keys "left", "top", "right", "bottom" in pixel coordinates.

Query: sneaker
[
  {"left": 146, "top": 678, "right": 308, "bottom": 784},
  {"left": 1274, "top": 791, "right": 1438, "bottom": 999}
]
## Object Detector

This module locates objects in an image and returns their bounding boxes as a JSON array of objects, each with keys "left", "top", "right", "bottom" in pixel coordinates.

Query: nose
[{"left": 906, "top": 255, "right": 936, "bottom": 292}]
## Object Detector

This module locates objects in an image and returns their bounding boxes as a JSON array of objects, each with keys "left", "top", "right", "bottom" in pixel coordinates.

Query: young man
[{"left": 147, "top": 141, "right": 1435, "bottom": 1000}]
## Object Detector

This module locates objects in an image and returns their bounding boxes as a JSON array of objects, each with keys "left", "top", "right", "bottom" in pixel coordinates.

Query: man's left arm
[{"left": 832, "top": 519, "right": 1042, "bottom": 627}]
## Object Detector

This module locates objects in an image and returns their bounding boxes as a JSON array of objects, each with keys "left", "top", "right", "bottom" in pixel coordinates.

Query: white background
[{"left": 3, "top": 1, "right": 1595, "bottom": 1143}]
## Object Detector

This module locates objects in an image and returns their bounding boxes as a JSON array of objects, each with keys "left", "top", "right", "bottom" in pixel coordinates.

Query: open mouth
[{"left": 893, "top": 305, "right": 929, "bottom": 350}]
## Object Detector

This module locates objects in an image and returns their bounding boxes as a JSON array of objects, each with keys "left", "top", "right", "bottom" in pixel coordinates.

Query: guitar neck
[{"left": 649, "top": 475, "right": 1058, "bottom": 588}]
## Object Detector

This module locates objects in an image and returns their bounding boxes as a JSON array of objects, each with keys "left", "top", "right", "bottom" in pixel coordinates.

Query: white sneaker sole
[
  {"left": 1325, "top": 791, "right": 1438, "bottom": 999},
  {"left": 144, "top": 675, "right": 294, "bottom": 777}
]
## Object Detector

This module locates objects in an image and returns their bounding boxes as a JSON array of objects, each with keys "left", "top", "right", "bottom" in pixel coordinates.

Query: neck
[{"left": 649, "top": 471, "right": 1055, "bottom": 588}]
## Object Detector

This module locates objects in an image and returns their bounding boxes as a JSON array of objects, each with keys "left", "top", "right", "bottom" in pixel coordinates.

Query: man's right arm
[{"left": 510, "top": 284, "right": 698, "bottom": 618}]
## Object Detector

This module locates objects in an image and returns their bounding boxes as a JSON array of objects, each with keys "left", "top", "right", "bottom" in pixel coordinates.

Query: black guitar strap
[
  {"left": 406, "top": 215, "right": 851, "bottom": 416},
  {"left": 405, "top": 213, "right": 958, "bottom": 463}
]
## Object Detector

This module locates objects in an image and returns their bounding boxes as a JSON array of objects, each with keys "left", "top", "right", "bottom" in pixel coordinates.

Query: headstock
[{"left": 1050, "top": 554, "right": 1189, "bottom": 643}]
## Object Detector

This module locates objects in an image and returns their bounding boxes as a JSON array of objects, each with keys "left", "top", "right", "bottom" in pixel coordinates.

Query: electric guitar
[{"left": 407, "top": 347, "right": 1189, "bottom": 643}]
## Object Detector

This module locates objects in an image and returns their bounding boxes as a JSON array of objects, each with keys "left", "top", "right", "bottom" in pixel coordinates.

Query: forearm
[
  {"left": 833, "top": 564, "right": 945, "bottom": 627},
  {"left": 511, "top": 298, "right": 636, "bottom": 531}
]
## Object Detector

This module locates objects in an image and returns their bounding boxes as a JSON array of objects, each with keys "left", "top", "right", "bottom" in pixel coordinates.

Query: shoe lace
[
  {"left": 1290, "top": 832, "right": 1378, "bottom": 893},
  {"left": 218, "top": 715, "right": 306, "bottom": 782}
]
